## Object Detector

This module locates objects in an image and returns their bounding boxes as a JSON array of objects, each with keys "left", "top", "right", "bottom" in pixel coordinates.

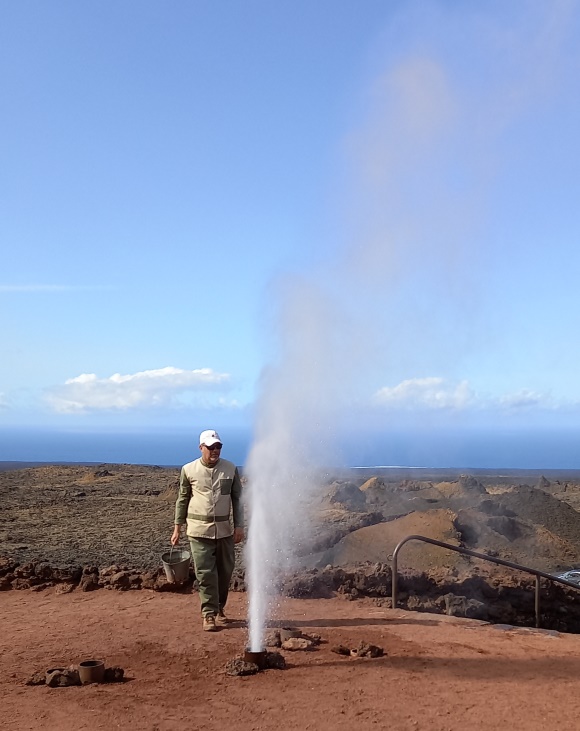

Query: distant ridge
[
  {"left": 0, "top": 460, "right": 181, "bottom": 472},
  {"left": 0, "top": 460, "right": 100, "bottom": 472},
  {"left": 3, "top": 461, "right": 580, "bottom": 482}
]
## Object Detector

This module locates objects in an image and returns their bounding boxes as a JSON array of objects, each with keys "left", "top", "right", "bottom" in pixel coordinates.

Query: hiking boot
[
  {"left": 202, "top": 614, "right": 217, "bottom": 632},
  {"left": 216, "top": 610, "right": 229, "bottom": 626}
]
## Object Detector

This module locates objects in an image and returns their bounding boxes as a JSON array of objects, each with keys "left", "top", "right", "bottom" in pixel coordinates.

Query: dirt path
[{"left": 2, "top": 590, "right": 580, "bottom": 731}]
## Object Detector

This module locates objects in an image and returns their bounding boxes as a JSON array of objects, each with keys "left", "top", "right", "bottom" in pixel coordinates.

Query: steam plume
[{"left": 245, "top": 1, "right": 579, "bottom": 650}]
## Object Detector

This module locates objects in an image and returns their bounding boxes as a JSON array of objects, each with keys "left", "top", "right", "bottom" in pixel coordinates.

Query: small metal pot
[{"left": 78, "top": 659, "right": 105, "bottom": 684}]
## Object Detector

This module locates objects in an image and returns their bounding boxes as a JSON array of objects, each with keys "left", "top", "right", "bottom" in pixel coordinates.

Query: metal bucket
[
  {"left": 78, "top": 660, "right": 105, "bottom": 684},
  {"left": 161, "top": 547, "right": 191, "bottom": 583}
]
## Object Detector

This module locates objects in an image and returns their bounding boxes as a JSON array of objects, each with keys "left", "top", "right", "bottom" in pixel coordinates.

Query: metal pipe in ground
[{"left": 244, "top": 649, "right": 267, "bottom": 669}]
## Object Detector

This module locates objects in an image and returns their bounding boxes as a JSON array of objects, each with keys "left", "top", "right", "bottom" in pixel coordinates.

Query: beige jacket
[{"left": 174, "top": 457, "right": 243, "bottom": 540}]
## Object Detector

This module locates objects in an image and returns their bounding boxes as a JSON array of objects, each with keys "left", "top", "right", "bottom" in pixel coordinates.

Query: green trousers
[{"left": 189, "top": 535, "right": 235, "bottom": 617}]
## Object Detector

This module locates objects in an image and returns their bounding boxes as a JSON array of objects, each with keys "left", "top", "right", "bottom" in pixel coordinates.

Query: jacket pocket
[{"left": 219, "top": 478, "right": 232, "bottom": 495}]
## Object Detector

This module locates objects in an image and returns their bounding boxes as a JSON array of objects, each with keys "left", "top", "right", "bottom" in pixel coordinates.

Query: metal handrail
[{"left": 391, "top": 534, "right": 580, "bottom": 628}]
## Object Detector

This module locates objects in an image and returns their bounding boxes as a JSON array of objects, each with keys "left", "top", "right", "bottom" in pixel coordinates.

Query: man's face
[{"left": 200, "top": 442, "right": 222, "bottom": 466}]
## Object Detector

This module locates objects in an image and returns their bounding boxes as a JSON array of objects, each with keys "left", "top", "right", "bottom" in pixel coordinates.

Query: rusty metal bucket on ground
[
  {"left": 161, "top": 547, "right": 191, "bottom": 583},
  {"left": 78, "top": 660, "right": 105, "bottom": 684}
]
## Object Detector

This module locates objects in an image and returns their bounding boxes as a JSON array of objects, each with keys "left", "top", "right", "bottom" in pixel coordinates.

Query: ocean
[{"left": 1, "top": 426, "right": 579, "bottom": 470}]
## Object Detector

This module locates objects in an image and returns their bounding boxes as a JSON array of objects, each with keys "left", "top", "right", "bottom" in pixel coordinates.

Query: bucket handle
[{"left": 166, "top": 545, "right": 186, "bottom": 562}]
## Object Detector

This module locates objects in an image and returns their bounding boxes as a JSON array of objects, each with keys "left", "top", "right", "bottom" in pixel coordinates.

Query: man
[{"left": 171, "top": 429, "right": 244, "bottom": 632}]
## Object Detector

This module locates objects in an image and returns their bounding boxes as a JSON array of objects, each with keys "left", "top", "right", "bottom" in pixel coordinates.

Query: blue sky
[{"left": 2, "top": 1, "right": 580, "bottom": 457}]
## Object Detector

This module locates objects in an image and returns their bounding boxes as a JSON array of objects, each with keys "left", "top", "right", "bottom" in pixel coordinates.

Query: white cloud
[
  {"left": 0, "top": 392, "right": 9, "bottom": 410},
  {"left": 373, "top": 377, "right": 560, "bottom": 413},
  {"left": 46, "top": 366, "right": 231, "bottom": 413},
  {"left": 498, "top": 389, "right": 548, "bottom": 410},
  {"left": 374, "top": 377, "right": 474, "bottom": 410}
]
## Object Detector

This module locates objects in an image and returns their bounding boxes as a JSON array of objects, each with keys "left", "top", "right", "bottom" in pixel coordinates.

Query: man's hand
[
  {"left": 170, "top": 526, "right": 181, "bottom": 546},
  {"left": 234, "top": 527, "right": 245, "bottom": 544}
]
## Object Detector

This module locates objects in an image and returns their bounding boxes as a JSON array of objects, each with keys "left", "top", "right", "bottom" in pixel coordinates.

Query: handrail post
[{"left": 392, "top": 547, "right": 398, "bottom": 609}]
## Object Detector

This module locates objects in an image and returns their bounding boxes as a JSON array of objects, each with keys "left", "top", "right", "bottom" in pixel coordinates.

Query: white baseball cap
[{"left": 199, "top": 429, "right": 222, "bottom": 447}]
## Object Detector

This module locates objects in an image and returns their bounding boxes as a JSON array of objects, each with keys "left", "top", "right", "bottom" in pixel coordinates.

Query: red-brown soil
[
  {"left": 2, "top": 589, "right": 580, "bottom": 731},
  {"left": 4, "top": 464, "right": 580, "bottom": 728}
]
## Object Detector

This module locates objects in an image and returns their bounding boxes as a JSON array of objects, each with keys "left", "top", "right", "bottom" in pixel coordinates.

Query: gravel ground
[{"left": 0, "top": 464, "right": 180, "bottom": 568}]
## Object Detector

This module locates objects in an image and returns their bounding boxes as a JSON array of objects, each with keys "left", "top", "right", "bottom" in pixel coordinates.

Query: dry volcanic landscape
[
  {"left": 4, "top": 462, "right": 580, "bottom": 730},
  {"left": 4, "top": 463, "right": 580, "bottom": 626}
]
